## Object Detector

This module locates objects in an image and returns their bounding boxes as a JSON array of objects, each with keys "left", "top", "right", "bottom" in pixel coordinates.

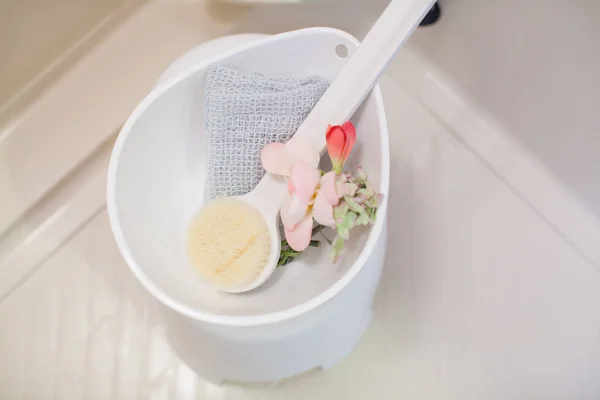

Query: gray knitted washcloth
[{"left": 203, "top": 65, "right": 329, "bottom": 201}]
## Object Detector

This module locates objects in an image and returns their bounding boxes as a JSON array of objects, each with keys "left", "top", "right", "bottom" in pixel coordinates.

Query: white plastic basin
[{"left": 107, "top": 28, "right": 390, "bottom": 382}]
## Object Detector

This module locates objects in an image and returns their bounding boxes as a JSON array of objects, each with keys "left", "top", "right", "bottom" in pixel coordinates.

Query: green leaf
[
  {"left": 331, "top": 235, "right": 345, "bottom": 262},
  {"left": 370, "top": 209, "right": 377, "bottom": 224},
  {"left": 333, "top": 202, "right": 349, "bottom": 222},
  {"left": 344, "top": 196, "right": 365, "bottom": 214},
  {"left": 336, "top": 225, "right": 349, "bottom": 240},
  {"left": 343, "top": 211, "right": 358, "bottom": 229},
  {"left": 357, "top": 166, "right": 368, "bottom": 181},
  {"left": 277, "top": 254, "right": 288, "bottom": 267},
  {"left": 282, "top": 256, "right": 294, "bottom": 267},
  {"left": 356, "top": 212, "right": 370, "bottom": 226},
  {"left": 336, "top": 211, "right": 357, "bottom": 240},
  {"left": 278, "top": 229, "right": 322, "bottom": 268},
  {"left": 357, "top": 187, "right": 374, "bottom": 198},
  {"left": 364, "top": 196, "right": 377, "bottom": 208}
]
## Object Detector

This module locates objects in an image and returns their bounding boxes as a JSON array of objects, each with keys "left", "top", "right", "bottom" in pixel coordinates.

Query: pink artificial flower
[
  {"left": 326, "top": 122, "right": 356, "bottom": 173},
  {"left": 261, "top": 138, "right": 341, "bottom": 251}
]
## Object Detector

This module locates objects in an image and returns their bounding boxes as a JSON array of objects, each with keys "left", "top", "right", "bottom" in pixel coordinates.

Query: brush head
[{"left": 186, "top": 198, "right": 272, "bottom": 292}]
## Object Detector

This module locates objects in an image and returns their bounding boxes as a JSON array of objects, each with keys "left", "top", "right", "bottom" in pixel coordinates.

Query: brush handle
[
  {"left": 291, "top": 0, "right": 436, "bottom": 152},
  {"left": 250, "top": 0, "right": 436, "bottom": 219}
]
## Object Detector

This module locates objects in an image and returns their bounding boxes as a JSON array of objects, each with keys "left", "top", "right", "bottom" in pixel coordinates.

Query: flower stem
[
  {"left": 319, "top": 230, "right": 333, "bottom": 245},
  {"left": 277, "top": 225, "right": 325, "bottom": 267}
]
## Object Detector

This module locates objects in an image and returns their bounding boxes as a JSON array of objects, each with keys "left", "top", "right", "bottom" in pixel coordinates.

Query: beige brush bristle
[{"left": 186, "top": 198, "right": 271, "bottom": 291}]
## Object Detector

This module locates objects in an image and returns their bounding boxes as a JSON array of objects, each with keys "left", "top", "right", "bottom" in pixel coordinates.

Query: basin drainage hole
[{"left": 335, "top": 44, "right": 348, "bottom": 59}]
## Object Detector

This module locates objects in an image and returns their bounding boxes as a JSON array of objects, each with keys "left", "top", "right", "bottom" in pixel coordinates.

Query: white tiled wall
[
  {"left": 0, "top": 0, "right": 149, "bottom": 125},
  {"left": 410, "top": 0, "right": 600, "bottom": 217}
]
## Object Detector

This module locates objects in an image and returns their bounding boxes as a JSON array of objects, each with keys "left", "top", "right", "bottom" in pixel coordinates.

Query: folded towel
[{"left": 203, "top": 65, "right": 328, "bottom": 201}]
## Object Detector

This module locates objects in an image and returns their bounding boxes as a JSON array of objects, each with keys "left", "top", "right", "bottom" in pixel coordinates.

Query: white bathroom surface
[
  {"left": 410, "top": 0, "right": 600, "bottom": 217},
  {"left": 0, "top": 0, "right": 148, "bottom": 125},
  {"left": 2, "top": 1, "right": 600, "bottom": 398},
  {"left": 2, "top": 72, "right": 600, "bottom": 399}
]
